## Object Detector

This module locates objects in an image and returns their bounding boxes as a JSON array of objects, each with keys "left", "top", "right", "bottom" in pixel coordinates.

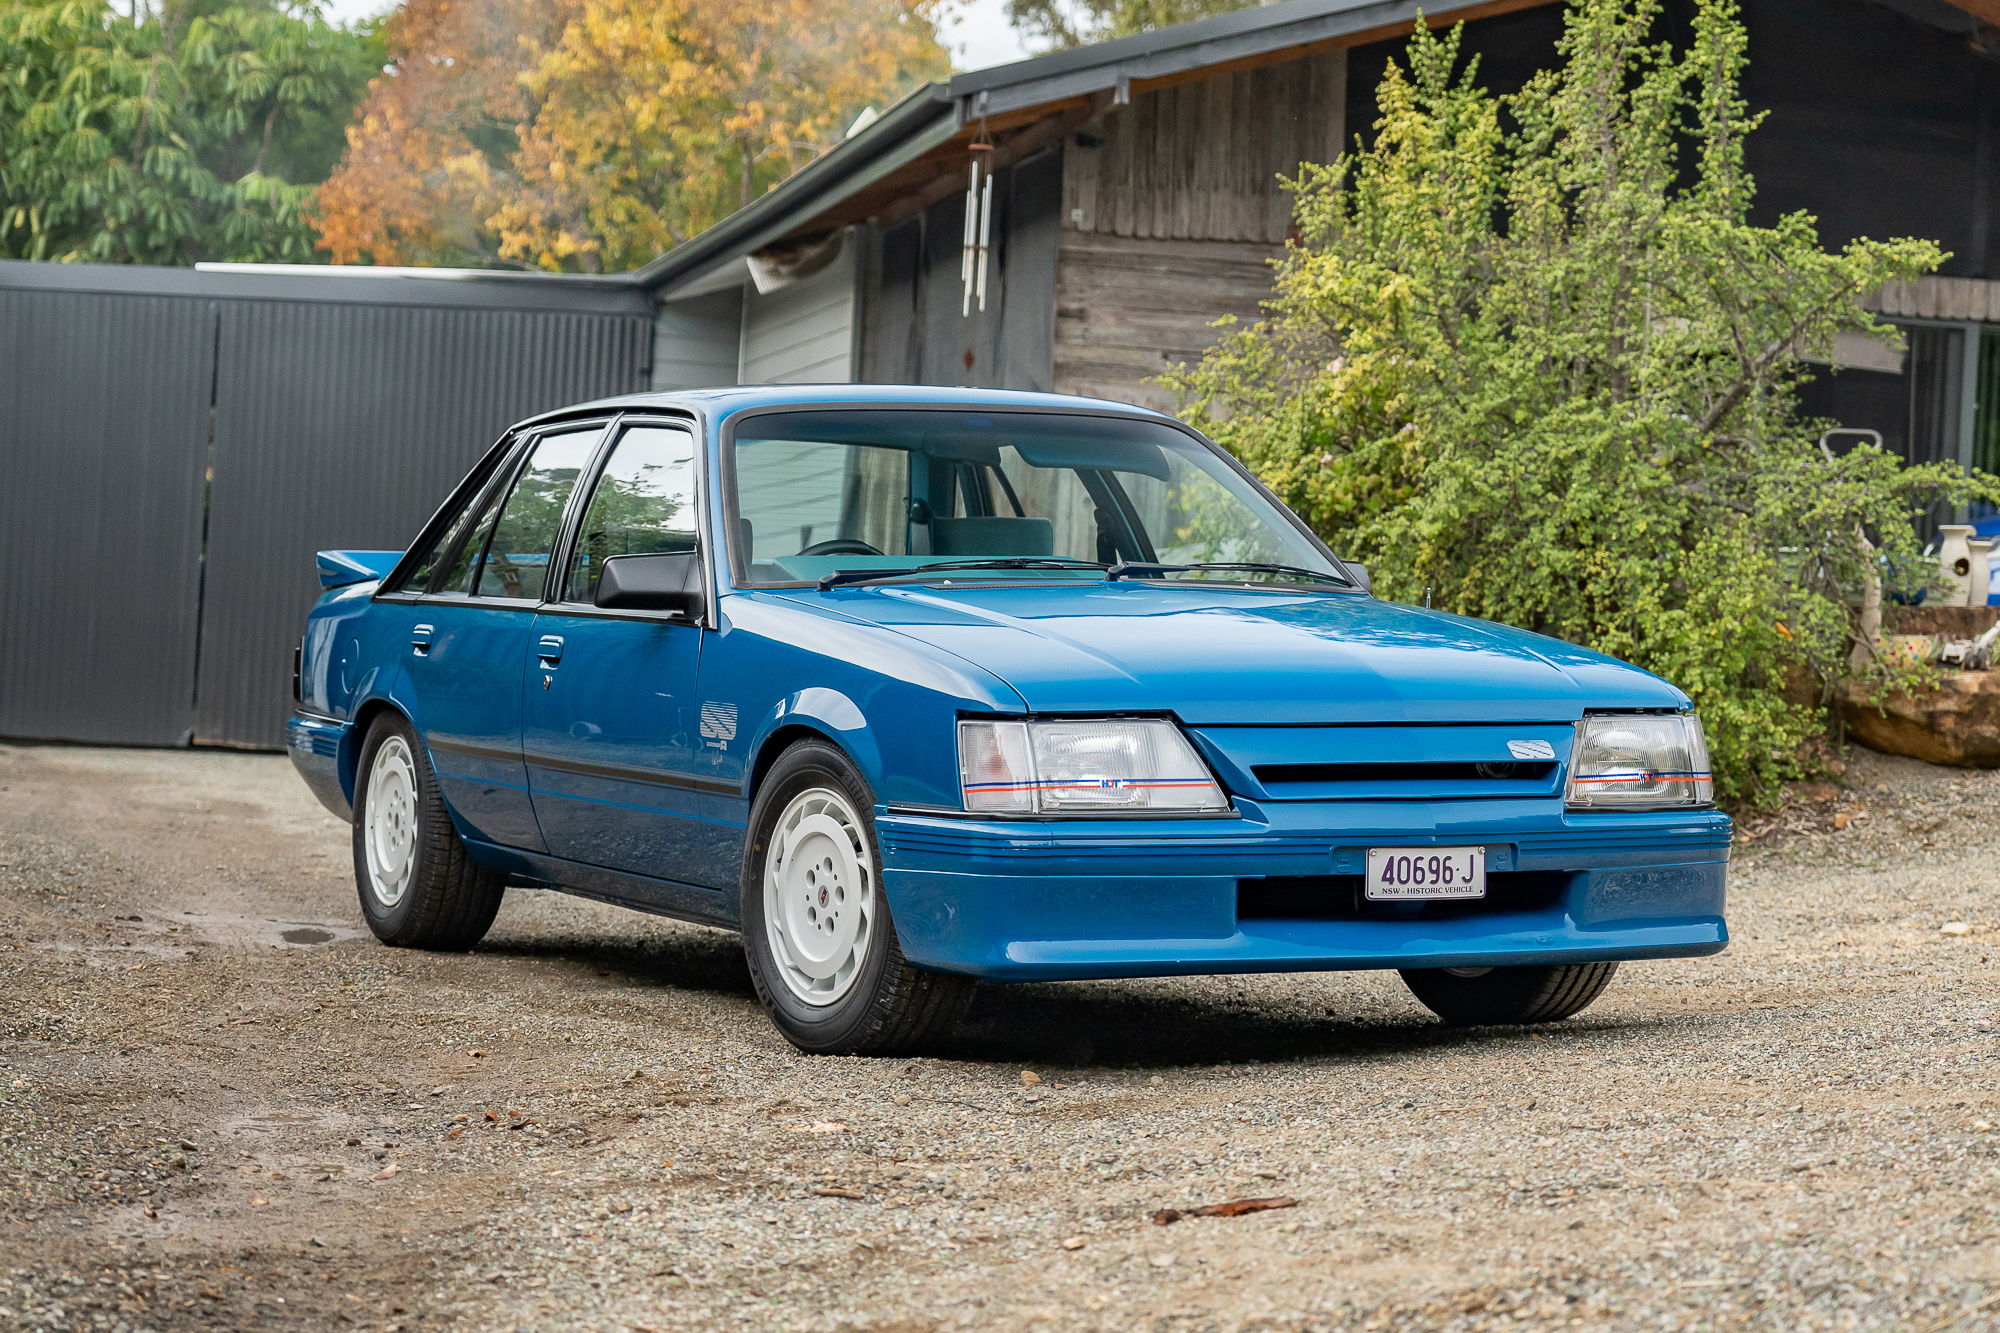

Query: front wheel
[
  {"left": 351, "top": 712, "right": 505, "bottom": 950},
  {"left": 740, "top": 740, "right": 972, "bottom": 1055},
  {"left": 1400, "top": 962, "right": 1618, "bottom": 1025}
]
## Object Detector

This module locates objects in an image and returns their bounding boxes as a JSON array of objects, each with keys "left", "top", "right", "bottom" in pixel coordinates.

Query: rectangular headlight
[
  {"left": 958, "top": 718, "right": 1229, "bottom": 815},
  {"left": 1565, "top": 713, "right": 1713, "bottom": 809}
]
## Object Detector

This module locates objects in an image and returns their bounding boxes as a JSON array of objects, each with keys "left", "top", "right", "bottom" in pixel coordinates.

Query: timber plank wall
[{"left": 1052, "top": 50, "right": 1344, "bottom": 409}]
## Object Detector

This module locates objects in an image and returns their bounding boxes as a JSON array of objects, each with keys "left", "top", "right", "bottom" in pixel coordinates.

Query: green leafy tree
[
  {"left": 1167, "top": 0, "right": 1999, "bottom": 805},
  {"left": 0, "top": 0, "right": 383, "bottom": 263}
]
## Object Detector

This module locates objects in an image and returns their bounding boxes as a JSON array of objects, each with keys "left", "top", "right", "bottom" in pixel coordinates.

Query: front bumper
[{"left": 875, "top": 799, "right": 1730, "bottom": 981}]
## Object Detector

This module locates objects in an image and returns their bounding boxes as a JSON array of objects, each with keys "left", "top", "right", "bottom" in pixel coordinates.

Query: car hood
[{"left": 791, "top": 583, "right": 1685, "bottom": 724}]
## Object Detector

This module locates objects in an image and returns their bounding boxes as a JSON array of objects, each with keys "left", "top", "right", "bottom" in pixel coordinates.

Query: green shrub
[{"left": 1168, "top": 0, "right": 1998, "bottom": 806}]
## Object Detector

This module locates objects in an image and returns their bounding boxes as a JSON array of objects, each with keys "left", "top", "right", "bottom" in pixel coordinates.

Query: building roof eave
[{"left": 635, "top": 85, "right": 959, "bottom": 298}]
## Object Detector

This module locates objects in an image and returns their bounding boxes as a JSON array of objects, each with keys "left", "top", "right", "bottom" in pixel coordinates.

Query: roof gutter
[{"left": 634, "top": 84, "right": 960, "bottom": 298}]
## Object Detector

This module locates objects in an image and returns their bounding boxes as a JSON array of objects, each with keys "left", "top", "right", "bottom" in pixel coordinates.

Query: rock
[
  {"left": 1149, "top": 1252, "right": 1177, "bottom": 1268},
  {"left": 1020, "top": 1070, "right": 1043, "bottom": 1086},
  {"left": 1059, "top": 1236, "right": 1086, "bottom": 1250},
  {"left": 1838, "top": 672, "right": 2000, "bottom": 767},
  {"left": 1940, "top": 921, "right": 1973, "bottom": 936}
]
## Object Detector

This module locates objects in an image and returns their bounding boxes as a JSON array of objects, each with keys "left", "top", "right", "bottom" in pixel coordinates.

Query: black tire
[
  {"left": 1399, "top": 962, "right": 1618, "bottom": 1025},
  {"left": 740, "top": 739, "right": 973, "bottom": 1056},
  {"left": 351, "top": 712, "right": 505, "bottom": 950}
]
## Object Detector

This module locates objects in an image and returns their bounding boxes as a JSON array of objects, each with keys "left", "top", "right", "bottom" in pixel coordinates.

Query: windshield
[{"left": 726, "top": 409, "right": 1343, "bottom": 588}]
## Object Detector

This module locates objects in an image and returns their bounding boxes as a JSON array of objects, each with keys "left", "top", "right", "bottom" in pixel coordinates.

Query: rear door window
[
  {"left": 466, "top": 425, "right": 605, "bottom": 602},
  {"left": 396, "top": 441, "right": 519, "bottom": 592}
]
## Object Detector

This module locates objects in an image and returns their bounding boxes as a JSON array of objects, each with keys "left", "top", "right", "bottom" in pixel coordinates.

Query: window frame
[
  {"left": 380, "top": 417, "right": 616, "bottom": 608},
  {"left": 716, "top": 402, "right": 1358, "bottom": 592},
  {"left": 542, "top": 411, "right": 713, "bottom": 628},
  {"left": 375, "top": 433, "right": 524, "bottom": 599}
]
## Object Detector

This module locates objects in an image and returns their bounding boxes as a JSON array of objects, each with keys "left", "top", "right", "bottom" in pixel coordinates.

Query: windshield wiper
[
  {"left": 1105, "top": 558, "right": 1355, "bottom": 588},
  {"left": 817, "top": 558, "right": 1109, "bottom": 591}
]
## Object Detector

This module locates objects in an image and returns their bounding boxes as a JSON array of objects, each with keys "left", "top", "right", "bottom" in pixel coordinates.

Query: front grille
[
  {"left": 1253, "top": 761, "right": 1555, "bottom": 786},
  {"left": 1237, "top": 872, "right": 1571, "bottom": 922}
]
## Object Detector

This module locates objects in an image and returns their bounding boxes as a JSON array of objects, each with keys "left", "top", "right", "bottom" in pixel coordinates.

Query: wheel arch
[
  {"left": 746, "top": 723, "right": 866, "bottom": 811},
  {"left": 341, "top": 697, "right": 411, "bottom": 811}
]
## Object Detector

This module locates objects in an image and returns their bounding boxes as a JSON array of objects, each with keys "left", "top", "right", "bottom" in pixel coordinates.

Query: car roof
[{"left": 508, "top": 383, "right": 1180, "bottom": 434}]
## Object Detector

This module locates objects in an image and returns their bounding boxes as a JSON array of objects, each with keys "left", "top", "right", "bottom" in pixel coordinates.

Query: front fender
[{"left": 740, "top": 687, "right": 882, "bottom": 791}]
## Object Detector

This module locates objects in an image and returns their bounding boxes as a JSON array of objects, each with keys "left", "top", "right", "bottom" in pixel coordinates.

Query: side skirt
[{"left": 463, "top": 838, "right": 739, "bottom": 932}]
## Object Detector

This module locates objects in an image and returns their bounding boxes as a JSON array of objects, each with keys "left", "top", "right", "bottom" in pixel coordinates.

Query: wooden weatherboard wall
[
  {"left": 1061, "top": 50, "right": 1346, "bottom": 245},
  {"left": 1054, "top": 234, "right": 1283, "bottom": 409},
  {"left": 1052, "top": 50, "right": 1344, "bottom": 408}
]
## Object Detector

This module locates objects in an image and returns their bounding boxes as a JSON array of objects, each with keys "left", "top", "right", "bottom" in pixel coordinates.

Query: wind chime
[{"left": 961, "top": 131, "right": 995, "bottom": 317}]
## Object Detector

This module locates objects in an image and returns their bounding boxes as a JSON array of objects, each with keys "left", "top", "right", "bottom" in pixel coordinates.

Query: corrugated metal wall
[
  {"left": 0, "top": 290, "right": 215, "bottom": 744},
  {"left": 0, "top": 263, "right": 653, "bottom": 751}
]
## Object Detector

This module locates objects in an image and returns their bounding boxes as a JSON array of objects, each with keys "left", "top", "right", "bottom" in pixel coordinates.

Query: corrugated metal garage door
[
  {"left": 195, "top": 302, "right": 654, "bottom": 748},
  {"left": 0, "top": 290, "right": 214, "bottom": 745}
]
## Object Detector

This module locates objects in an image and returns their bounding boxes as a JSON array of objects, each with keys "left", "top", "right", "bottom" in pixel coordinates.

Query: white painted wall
[
  {"left": 738, "top": 240, "right": 857, "bottom": 385},
  {"left": 651, "top": 287, "right": 742, "bottom": 391}
]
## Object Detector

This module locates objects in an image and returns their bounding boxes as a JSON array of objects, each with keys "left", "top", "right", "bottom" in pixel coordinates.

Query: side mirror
[
  {"left": 595, "top": 552, "right": 705, "bottom": 618},
  {"left": 1341, "top": 559, "right": 1372, "bottom": 594}
]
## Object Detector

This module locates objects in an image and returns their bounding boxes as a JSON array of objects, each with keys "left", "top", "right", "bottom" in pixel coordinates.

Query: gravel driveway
[{"left": 1, "top": 740, "right": 1995, "bottom": 1333}]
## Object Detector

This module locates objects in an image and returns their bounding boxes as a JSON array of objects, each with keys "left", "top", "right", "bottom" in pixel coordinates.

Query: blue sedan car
[{"left": 288, "top": 386, "right": 1728, "bottom": 1054}]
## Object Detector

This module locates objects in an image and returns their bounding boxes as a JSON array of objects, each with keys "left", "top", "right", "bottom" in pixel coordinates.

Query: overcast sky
[{"left": 315, "top": 0, "right": 1036, "bottom": 72}]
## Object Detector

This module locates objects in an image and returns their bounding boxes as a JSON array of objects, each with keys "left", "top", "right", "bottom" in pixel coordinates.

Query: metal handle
[
  {"left": 411, "top": 624, "right": 433, "bottom": 656},
  {"left": 537, "top": 635, "right": 565, "bottom": 667}
]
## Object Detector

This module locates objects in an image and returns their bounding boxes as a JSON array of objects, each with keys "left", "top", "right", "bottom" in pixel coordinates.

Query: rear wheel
[
  {"left": 1399, "top": 962, "right": 1618, "bottom": 1025},
  {"left": 741, "top": 739, "right": 972, "bottom": 1055},
  {"left": 351, "top": 712, "right": 504, "bottom": 950}
]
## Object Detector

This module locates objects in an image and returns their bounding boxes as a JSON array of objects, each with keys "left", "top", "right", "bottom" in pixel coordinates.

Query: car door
[
  {"left": 523, "top": 419, "right": 720, "bottom": 885},
  {"left": 399, "top": 421, "right": 608, "bottom": 852}
]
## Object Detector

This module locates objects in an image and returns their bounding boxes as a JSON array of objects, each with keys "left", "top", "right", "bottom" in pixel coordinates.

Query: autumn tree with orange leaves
[{"left": 314, "top": 0, "right": 947, "bottom": 271}]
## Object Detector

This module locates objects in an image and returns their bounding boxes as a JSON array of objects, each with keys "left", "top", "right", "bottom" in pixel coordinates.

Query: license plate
[{"left": 1365, "top": 846, "right": 1486, "bottom": 900}]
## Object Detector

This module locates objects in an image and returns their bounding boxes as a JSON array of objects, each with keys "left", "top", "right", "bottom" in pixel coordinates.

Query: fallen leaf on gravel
[
  {"left": 1059, "top": 1236, "right": 1086, "bottom": 1250},
  {"left": 250, "top": 1194, "right": 268, "bottom": 1206},
  {"left": 446, "top": 1128, "right": 462, "bottom": 1139},
  {"left": 142, "top": 1206, "right": 157, "bottom": 1220},
  {"left": 1021, "top": 1070, "right": 1043, "bottom": 1085},
  {"left": 369, "top": 1164, "right": 397, "bottom": 1181},
  {"left": 1833, "top": 811, "right": 1852, "bottom": 830},
  {"left": 1941, "top": 921, "right": 1972, "bottom": 936},
  {"left": 201, "top": 1288, "right": 222, "bottom": 1300},
  {"left": 1152, "top": 1196, "right": 1297, "bottom": 1225},
  {"left": 813, "top": 1186, "right": 865, "bottom": 1199}
]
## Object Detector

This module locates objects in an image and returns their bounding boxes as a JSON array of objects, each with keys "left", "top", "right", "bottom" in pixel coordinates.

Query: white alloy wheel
[
  {"left": 363, "top": 735, "right": 421, "bottom": 909},
  {"left": 762, "top": 785, "right": 877, "bottom": 1006}
]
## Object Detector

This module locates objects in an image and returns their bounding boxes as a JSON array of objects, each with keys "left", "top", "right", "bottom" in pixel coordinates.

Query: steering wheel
[{"left": 798, "top": 538, "right": 883, "bottom": 557}]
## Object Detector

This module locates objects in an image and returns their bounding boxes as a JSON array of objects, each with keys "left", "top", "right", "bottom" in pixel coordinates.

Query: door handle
[
  {"left": 411, "top": 624, "right": 433, "bottom": 657},
  {"left": 537, "top": 635, "right": 565, "bottom": 668}
]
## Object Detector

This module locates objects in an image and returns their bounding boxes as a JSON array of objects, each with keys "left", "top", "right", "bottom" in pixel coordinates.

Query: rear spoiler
[{"left": 317, "top": 550, "right": 403, "bottom": 589}]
